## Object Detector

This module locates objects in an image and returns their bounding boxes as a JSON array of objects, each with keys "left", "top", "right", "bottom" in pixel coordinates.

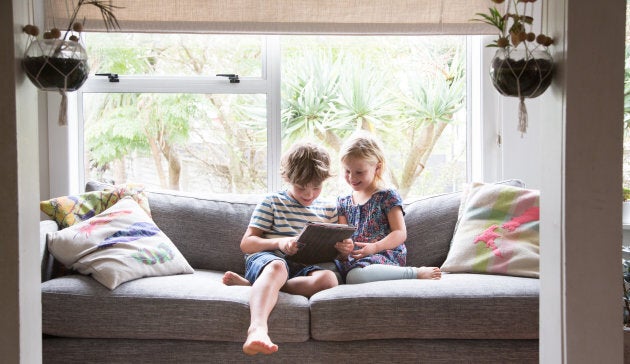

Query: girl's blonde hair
[{"left": 339, "top": 131, "right": 389, "bottom": 189}]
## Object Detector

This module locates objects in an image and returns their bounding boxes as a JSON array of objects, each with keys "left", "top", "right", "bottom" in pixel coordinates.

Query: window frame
[{"left": 46, "top": 34, "right": 497, "bottom": 198}]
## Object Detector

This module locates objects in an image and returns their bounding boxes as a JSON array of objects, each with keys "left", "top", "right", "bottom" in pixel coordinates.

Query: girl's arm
[
  {"left": 240, "top": 226, "right": 297, "bottom": 255},
  {"left": 378, "top": 205, "right": 407, "bottom": 250},
  {"left": 353, "top": 205, "right": 407, "bottom": 257}
]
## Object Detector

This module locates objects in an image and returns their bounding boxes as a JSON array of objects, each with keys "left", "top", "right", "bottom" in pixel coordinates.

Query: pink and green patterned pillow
[
  {"left": 47, "top": 197, "right": 193, "bottom": 289},
  {"left": 40, "top": 183, "right": 151, "bottom": 229},
  {"left": 440, "top": 182, "right": 540, "bottom": 278}
]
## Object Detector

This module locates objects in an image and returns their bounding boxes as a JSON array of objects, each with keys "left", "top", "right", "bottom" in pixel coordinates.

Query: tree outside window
[{"left": 82, "top": 34, "right": 467, "bottom": 200}]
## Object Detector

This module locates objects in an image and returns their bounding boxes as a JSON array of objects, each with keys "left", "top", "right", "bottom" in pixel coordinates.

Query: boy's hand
[
  {"left": 335, "top": 238, "right": 354, "bottom": 259},
  {"left": 279, "top": 238, "right": 299, "bottom": 256}
]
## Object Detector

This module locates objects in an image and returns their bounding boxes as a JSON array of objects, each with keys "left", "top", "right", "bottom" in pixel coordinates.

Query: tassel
[
  {"left": 518, "top": 96, "right": 528, "bottom": 136},
  {"left": 58, "top": 90, "right": 67, "bottom": 126}
]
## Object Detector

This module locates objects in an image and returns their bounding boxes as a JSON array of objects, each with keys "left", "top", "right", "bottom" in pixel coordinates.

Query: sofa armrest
[{"left": 40, "top": 220, "right": 58, "bottom": 282}]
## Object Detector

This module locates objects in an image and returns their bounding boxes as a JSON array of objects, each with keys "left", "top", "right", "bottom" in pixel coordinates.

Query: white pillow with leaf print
[{"left": 47, "top": 196, "right": 194, "bottom": 290}]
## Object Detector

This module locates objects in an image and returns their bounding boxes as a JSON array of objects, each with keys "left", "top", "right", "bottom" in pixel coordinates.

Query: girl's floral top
[{"left": 334, "top": 188, "right": 407, "bottom": 279}]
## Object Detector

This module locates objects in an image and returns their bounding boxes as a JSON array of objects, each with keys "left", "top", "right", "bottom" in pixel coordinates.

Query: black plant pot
[
  {"left": 490, "top": 48, "right": 553, "bottom": 99},
  {"left": 22, "top": 39, "right": 89, "bottom": 91}
]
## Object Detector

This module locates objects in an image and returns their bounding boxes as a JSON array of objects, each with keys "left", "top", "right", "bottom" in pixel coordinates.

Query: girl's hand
[
  {"left": 351, "top": 241, "right": 377, "bottom": 259},
  {"left": 279, "top": 238, "right": 299, "bottom": 256},
  {"left": 335, "top": 238, "right": 354, "bottom": 259}
]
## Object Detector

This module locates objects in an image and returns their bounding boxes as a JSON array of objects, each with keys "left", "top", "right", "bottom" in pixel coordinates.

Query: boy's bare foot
[
  {"left": 222, "top": 271, "right": 251, "bottom": 286},
  {"left": 243, "top": 328, "right": 278, "bottom": 355},
  {"left": 416, "top": 266, "right": 442, "bottom": 280}
]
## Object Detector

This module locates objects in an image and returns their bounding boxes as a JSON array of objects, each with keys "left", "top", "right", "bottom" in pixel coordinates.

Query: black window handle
[
  {"left": 96, "top": 73, "right": 119, "bottom": 82},
  {"left": 216, "top": 74, "right": 240, "bottom": 83}
]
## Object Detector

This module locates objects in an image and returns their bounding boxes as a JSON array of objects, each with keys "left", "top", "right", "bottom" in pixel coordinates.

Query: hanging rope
[
  {"left": 518, "top": 96, "right": 528, "bottom": 136},
  {"left": 58, "top": 90, "right": 68, "bottom": 126}
]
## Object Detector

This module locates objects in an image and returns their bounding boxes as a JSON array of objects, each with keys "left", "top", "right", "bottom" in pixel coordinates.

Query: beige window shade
[{"left": 45, "top": 0, "right": 495, "bottom": 35}]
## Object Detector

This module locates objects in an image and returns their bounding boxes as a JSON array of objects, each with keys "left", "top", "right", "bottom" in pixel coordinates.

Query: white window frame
[{"left": 45, "top": 34, "right": 500, "bottom": 197}]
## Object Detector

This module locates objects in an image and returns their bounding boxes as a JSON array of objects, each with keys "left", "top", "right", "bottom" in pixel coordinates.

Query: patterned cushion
[
  {"left": 47, "top": 197, "right": 194, "bottom": 289},
  {"left": 440, "top": 182, "right": 540, "bottom": 278},
  {"left": 40, "top": 183, "right": 151, "bottom": 229}
]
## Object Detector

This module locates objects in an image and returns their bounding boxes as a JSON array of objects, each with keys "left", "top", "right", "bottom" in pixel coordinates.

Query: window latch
[
  {"left": 216, "top": 74, "right": 240, "bottom": 83},
  {"left": 96, "top": 73, "right": 120, "bottom": 82}
]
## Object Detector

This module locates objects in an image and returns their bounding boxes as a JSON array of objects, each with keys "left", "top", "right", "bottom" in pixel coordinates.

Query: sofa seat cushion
[
  {"left": 42, "top": 270, "right": 310, "bottom": 343},
  {"left": 309, "top": 273, "right": 538, "bottom": 341}
]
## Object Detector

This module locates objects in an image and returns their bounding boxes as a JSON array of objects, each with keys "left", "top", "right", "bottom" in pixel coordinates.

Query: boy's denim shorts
[{"left": 244, "top": 251, "right": 322, "bottom": 284}]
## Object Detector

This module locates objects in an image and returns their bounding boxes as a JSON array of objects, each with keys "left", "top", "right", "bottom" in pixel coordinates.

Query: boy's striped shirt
[{"left": 249, "top": 190, "right": 338, "bottom": 240}]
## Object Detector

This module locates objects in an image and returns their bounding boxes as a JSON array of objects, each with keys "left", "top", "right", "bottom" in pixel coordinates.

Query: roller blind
[{"left": 45, "top": 0, "right": 495, "bottom": 35}]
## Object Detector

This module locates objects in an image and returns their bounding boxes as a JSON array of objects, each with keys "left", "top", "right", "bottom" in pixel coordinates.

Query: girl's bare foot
[
  {"left": 222, "top": 271, "right": 251, "bottom": 286},
  {"left": 416, "top": 266, "right": 442, "bottom": 280},
  {"left": 242, "top": 327, "right": 278, "bottom": 355}
]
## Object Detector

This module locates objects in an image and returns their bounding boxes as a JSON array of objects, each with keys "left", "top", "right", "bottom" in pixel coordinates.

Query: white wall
[
  {"left": 0, "top": 0, "right": 43, "bottom": 363},
  {"left": 540, "top": 0, "right": 624, "bottom": 362},
  {"left": 500, "top": 96, "right": 544, "bottom": 190},
  {"left": 7, "top": 0, "right": 626, "bottom": 362}
]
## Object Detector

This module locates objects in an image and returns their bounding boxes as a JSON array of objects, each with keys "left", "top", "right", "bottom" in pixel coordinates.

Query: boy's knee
[
  {"left": 264, "top": 260, "right": 289, "bottom": 277},
  {"left": 318, "top": 270, "right": 338, "bottom": 289}
]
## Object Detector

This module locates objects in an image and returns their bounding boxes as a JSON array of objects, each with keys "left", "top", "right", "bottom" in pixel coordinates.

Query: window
[{"left": 77, "top": 33, "right": 472, "bottom": 200}]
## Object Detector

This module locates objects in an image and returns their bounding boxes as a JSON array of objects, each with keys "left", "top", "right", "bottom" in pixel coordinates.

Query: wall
[
  {"left": 540, "top": 0, "right": 625, "bottom": 362},
  {"left": 4, "top": 0, "right": 626, "bottom": 362},
  {"left": 0, "top": 0, "right": 42, "bottom": 363}
]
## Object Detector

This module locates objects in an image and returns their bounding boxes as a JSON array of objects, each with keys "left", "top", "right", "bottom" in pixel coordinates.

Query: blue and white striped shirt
[{"left": 249, "top": 190, "right": 338, "bottom": 239}]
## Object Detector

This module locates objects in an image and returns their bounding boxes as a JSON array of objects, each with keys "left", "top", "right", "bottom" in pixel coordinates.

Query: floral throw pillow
[
  {"left": 440, "top": 182, "right": 540, "bottom": 278},
  {"left": 40, "top": 183, "right": 151, "bottom": 229},
  {"left": 47, "top": 197, "right": 194, "bottom": 290}
]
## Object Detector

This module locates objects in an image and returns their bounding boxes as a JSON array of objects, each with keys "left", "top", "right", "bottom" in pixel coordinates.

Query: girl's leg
[
  {"left": 243, "top": 260, "right": 288, "bottom": 356},
  {"left": 282, "top": 269, "right": 338, "bottom": 298},
  {"left": 346, "top": 264, "right": 441, "bottom": 284}
]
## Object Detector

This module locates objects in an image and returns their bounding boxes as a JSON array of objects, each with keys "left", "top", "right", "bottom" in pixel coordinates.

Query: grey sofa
[{"left": 40, "top": 181, "right": 539, "bottom": 363}]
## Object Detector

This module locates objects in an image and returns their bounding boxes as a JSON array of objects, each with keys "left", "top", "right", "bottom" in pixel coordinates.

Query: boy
[{"left": 222, "top": 142, "right": 353, "bottom": 356}]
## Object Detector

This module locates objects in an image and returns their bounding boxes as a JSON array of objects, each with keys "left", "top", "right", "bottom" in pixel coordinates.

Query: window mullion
[
  {"left": 266, "top": 35, "right": 282, "bottom": 193},
  {"left": 80, "top": 77, "right": 269, "bottom": 94}
]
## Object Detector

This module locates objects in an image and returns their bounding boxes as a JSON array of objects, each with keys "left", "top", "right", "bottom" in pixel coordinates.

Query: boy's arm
[
  {"left": 240, "top": 226, "right": 298, "bottom": 255},
  {"left": 334, "top": 215, "right": 354, "bottom": 259}
]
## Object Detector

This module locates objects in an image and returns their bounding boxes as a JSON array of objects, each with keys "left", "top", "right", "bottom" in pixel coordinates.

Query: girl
[{"left": 334, "top": 132, "right": 441, "bottom": 284}]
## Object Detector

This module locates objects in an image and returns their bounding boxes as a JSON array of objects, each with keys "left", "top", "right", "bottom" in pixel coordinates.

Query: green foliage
[
  {"left": 334, "top": 59, "right": 397, "bottom": 133},
  {"left": 84, "top": 34, "right": 467, "bottom": 198},
  {"left": 281, "top": 49, "right": 343, "bottom": 143},
  {"left": 472, "top": 7, "right": 506, "bottom": 36}
]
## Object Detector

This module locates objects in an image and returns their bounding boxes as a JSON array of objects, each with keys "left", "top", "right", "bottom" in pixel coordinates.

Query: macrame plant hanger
[{"left": 22, "top": 0, "right": 88, "bottom": 126}]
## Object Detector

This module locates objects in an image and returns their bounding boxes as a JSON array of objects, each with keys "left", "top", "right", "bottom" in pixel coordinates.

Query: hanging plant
[
  {"left": 21, "top": 0, "right": 121, "bottom": 125},
  {"left": 472, "top": 0, "right": 554, "bottom": 135}
]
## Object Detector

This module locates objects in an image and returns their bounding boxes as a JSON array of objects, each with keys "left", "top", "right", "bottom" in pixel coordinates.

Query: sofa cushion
[
  {"left": 41, "top": 270, "right": 310, "bottom": 342},
  {"left": 309, "top": 273, "right": 539, "bottom": 341},
  {"left": 441, "top": 182, "right": 540, "bottom": 278},
  {"left": 145, "top": 190, "right": 262, "bottom": 273},
  {"left": 403, "top": 179, "right": 526, "bottom": 269},
  {"left": 403, "top": 191, "right": 462, "bottom": 268},
  {"left": 41, "top": 184, "right": 151, "bottom": 229},
  {"left": 47, "top": 197, "right": 194, "bottom": 290},
  {"left": 86, "top": 181, "right": 259, "bottom": 273}
]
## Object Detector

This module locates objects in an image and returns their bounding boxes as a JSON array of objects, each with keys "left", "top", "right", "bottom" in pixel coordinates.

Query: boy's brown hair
[{"left": 280, "top": 142, "right": 332, "bottom": 186}]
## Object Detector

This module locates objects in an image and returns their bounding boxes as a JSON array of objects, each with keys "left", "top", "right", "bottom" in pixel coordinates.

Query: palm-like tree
[
  {"left": 334, "top": 59, "right": 397, "bottom": 136},
  {"left": 281, "top": 49, "right": 347, "bottom": 150},
  {"left": 396, "top": 49, "right": 466, "bottom": 197}
]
